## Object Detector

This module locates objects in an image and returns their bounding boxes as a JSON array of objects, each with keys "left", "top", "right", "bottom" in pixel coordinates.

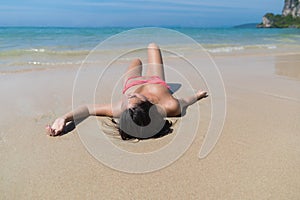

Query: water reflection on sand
[{"left": 275, "top": 54, "right": 300, "bottom": 80}]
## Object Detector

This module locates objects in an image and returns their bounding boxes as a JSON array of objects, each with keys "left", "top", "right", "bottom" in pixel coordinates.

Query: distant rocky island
[{"left": 257, "top": 0, "right": 300, "bottom": 28}]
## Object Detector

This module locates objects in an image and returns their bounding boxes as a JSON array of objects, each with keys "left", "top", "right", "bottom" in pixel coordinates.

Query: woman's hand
[
  {"left": 196, "top": 90, "right": 208, "bottom": 100},
  {"left": 46, "top": 117, "right": 66, "bottom": 136}
]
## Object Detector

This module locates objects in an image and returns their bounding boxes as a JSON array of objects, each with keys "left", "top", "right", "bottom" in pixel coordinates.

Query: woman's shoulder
[{"left": 160, "top": 97, "right": 180, "bottom": 117}]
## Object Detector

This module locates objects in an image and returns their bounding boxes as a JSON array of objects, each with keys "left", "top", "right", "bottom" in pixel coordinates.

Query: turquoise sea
[{"left": 0, "top": 27, "right": 300, "bottom": 73}]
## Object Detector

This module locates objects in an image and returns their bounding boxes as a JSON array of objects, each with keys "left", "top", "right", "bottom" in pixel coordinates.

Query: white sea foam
[
  {"left": 207, "top": 46, "right": 245, "bottom": 53},
  {"left": 29, "top": 48, "right": 46, "bottom": 52},
  {"left": 27, "top": 61, "right": 83, "bottom": 66},
  {"left": 206, "top": 44, "right": 277, "bottom": 53},
  {"left": 267, "top": 45, "right": 277, "bottom": 49}
]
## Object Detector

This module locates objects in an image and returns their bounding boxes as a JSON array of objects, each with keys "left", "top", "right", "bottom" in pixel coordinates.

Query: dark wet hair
[{"left": 118, "top": 100, "right": 172, "bottom": 140}]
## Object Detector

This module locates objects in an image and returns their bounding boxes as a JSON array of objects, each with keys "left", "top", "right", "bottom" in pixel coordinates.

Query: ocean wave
[
  {"left": 0, "top": 43, "right": 282, "bottom": 57},
  {"left": 207, "top": 46, "right": 245, "bottom": 53},
  {"left": 27, "top": 48, "right": 46, "bottom": 53},
  {"left": 205, "top": 44, "right": 277, "bottom": 53},
  {"left": 0, "top": 60, "right": 87, "bottom": 74},
  {"left": 0, "top": 48, "right": 90, "bottom": 57},
  {"left": 27, "top": 61, "right": 83, "bottom": 66},
  {"left": 6, "top": 60, "right": 106, "bottom": 67}
]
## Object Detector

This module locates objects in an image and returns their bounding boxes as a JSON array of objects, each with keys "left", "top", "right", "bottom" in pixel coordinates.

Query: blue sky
[{"left": 0, "top": 0, "right": 283, "bottom": 27}]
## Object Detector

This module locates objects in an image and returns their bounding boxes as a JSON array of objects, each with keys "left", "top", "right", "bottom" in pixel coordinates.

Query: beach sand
[{"left": 0, "top": 51, "right": 300, "bottom": 199}]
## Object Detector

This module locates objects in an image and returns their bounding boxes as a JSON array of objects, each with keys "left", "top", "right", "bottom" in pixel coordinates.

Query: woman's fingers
[
  {"left": 45, "top": 124, "right": 60, "bottom": 136},
  {"left": 45, "top": 125, "right": 54, "bottom": 136}
]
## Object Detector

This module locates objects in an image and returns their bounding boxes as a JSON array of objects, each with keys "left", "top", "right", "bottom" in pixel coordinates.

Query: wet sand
[{"left": 0, "top": 52, "right": 300, "bottom": 199}]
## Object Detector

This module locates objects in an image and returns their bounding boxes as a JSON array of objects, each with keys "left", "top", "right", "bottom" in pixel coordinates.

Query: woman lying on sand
[{"left": 46, "top": 43, "right": 208, "bottom": 140}]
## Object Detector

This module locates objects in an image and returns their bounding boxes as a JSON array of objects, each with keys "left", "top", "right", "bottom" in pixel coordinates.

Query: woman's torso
[{"left": 123, "top": 76, "right": 178, "bottom": 112}]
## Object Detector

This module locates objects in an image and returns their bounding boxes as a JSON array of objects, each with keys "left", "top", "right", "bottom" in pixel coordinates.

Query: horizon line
[{"left": 0, "top": 23, "right": 260, "bottom": 29}]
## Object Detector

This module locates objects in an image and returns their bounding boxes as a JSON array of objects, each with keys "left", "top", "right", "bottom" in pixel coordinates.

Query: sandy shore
[{"left": 1, "top": 51, "right": 300, "bottom": 199}]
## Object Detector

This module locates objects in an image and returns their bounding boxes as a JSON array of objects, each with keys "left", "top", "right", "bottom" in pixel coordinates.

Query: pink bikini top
[{"left": 122, "top": 76, "right": 171, "bottom": 94}]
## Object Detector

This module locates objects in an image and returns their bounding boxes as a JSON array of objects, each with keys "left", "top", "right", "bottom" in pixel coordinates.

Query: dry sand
[{"left": 0, "top": 52, "right": 300, "bottom": 199}]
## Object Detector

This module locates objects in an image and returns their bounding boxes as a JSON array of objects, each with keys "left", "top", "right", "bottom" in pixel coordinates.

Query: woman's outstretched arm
[
  {"left": 179, "top": 90, "right": 208, "bottom": 108},
  {"left": 46, "top": 103, "right": 121, "bottom": 136}
]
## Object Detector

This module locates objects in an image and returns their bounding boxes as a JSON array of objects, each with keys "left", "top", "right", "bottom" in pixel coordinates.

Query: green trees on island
[
  {"left": 258, "top": 13, "right": 300, "bottom": 28},
  {"left": 257, "top": 0, "right": 300, "bottom": 28}
]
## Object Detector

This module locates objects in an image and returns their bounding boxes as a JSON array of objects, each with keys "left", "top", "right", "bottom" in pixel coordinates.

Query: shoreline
[{"left": 1, "top": 45, "right": 300, "bottom": 75}]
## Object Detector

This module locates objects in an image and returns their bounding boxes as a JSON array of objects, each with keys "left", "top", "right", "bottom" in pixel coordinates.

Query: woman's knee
[
  {"left": 148, "top": 43, "right": 159, "bottom": 49},
  {"left": 131, "top": 58, "right": 142, "bottom": 66}
]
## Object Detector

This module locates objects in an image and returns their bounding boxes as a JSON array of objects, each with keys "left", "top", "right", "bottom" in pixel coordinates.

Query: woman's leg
[
  {"left": 123, "top": 58, "right": 142, "bottom": 86},
  {"left": 146, "top": 43, "right": 165, "bottom": 80}
]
